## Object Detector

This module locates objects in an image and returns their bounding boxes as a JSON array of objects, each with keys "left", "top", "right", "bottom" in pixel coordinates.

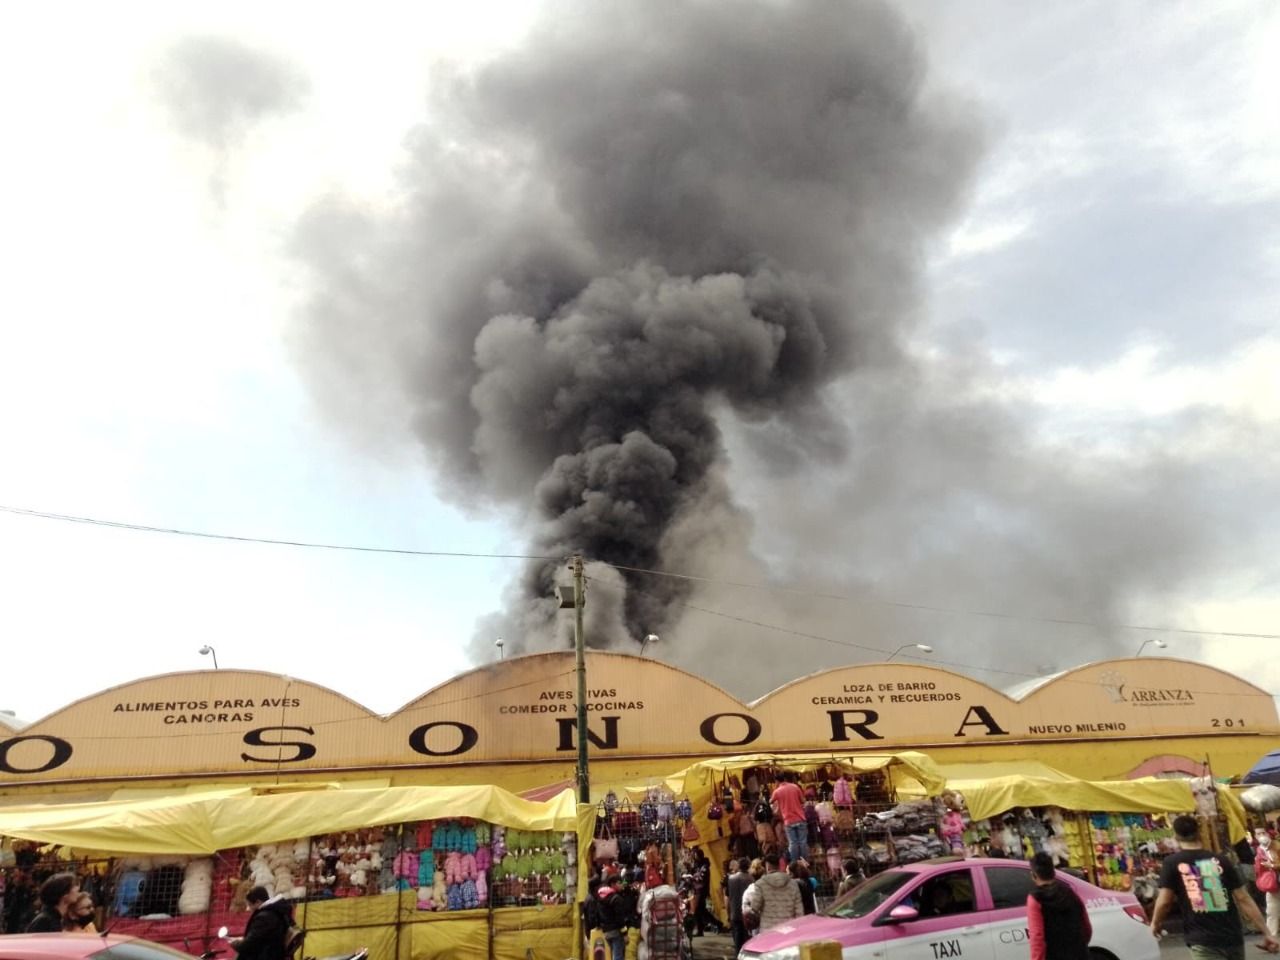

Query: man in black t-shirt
[{"left": 1150, "top": 815, "right": 1278, "bottom": 960}]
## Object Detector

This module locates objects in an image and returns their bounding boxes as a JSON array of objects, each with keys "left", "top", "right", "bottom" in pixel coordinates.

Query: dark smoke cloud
[{"left": 292, "top": 0, "right": 984, "bottom": 659}]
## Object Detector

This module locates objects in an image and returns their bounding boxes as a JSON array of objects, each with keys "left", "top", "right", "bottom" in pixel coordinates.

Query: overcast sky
[{"left": 1, "top": 1, "right": 1276, "bottom": 726}]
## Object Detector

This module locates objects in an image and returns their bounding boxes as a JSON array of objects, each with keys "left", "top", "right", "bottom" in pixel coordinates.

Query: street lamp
[
  {"left": 557, "top": 557, "right": 589, "bottom": 803},
  {"left": 495, "top": 637, "right": 505, "bottom": 660},
  {"left": 1135, "top": 638, "right": 1167, "bottom": 657},
  {"left": 198, "top": 645, "right": 219, "bottom": 670},
  {"left": 886, "top": 643, "right": 933, "bottom": 662},
  {"left": 640, "top": 633, "right": 659, "bottom": 657}
]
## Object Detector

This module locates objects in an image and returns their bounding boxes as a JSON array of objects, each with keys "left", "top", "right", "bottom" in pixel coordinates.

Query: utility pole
[{"left": 572, "top": 554, "right": 590, "bottom": 803}]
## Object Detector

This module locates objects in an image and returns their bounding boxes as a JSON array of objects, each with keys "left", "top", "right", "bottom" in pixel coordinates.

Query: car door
[
  {"left": 980, "top": 864, "right": 1039, "bottom": 960},
  {"left": 879, "top": 868, "right": 994, "bottom": 960}
]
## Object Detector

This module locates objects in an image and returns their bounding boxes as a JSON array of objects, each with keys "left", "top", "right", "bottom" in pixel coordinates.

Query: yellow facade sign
[{"left": 0, "top": 655, "right": 1275, "bottom": 786}]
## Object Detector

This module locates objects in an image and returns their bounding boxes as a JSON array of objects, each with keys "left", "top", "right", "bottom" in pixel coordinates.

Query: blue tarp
[{"left": 1243, "top": 749, "right": 1280, "bottom": 785}]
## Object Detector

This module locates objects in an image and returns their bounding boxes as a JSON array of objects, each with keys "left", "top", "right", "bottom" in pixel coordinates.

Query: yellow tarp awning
[
  {"left": 961, "top": 775, "right": 1195, "bottom": 821},
  {"left": 0, "top": 784, "right": 582, "bottom": 854},
  {"left": 955, "top": 775, "right": 1247, "bottom": 845},
  {"left": 661, "top": 750, "right": 947, "bottom": 799}
]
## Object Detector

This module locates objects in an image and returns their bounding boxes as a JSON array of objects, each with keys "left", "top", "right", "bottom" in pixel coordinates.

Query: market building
[
  {"left": 1, "top": 654, "right": 1275, "bottom": 798},
  {"left": 1, "top": 655, "right": 1276, "bottom": 959}
]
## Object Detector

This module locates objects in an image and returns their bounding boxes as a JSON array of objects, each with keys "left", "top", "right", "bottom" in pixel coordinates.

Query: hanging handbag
[
  {"left": 593, "top": 823, "right": 618, "bottom": 864},
  {"left": 681, "top": 821, "right": 701, "bottom": 844},
  {"left": 614, "top": 804, "right": 641, "bottom": 835},
  {"left": 755, "top": 820, "right": 774, "bottom": 849},
  {"left": 657, "top": 788, "right": 675, "bottom": 823},
  {"left": 1259, "top": 865, "right": 1279, "bottom": 894},
  {"left": 754, "top": 794, "right": 774, "bottom": 824},
  {"left": 722, "top": 775, "right": 736, "bottom": 814},
  {"left": 834, "top": 776, "right": 853, "bottom": 806},
  {"left": 707, "top": 796, "right": 723, "bottom": 821}
]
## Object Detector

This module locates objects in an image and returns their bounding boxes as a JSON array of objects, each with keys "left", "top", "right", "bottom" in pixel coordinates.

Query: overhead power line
[
  {"left": 590, "top": 575, "right": 1280, "bottom": 700},
  {"left": 606, "top": 561, "right": 1280, "bottom": 642},
  {"left": 0, "top": 504, "right": 560, "bottom": 563},
  {"left": 4, "top": 502, "right": 1276, "bottom": 643}
]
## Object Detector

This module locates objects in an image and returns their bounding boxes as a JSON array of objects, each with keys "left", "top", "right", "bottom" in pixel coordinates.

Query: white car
[{"left": 741, "top": 857, "right": 1157, "bottom": 960}]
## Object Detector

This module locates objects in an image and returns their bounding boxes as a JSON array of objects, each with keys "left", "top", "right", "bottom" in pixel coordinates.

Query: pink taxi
[{"left": 740, "top": 857, "right": 1157, "bottom": 960}]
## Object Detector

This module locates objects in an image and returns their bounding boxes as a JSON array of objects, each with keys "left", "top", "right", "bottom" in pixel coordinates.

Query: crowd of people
[{"left": 21, "top": 874, "right": 299, "bottom": 960}]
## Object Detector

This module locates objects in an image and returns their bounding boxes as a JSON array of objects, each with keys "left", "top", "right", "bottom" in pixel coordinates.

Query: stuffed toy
[
  {"left": 229, "top": 878, "right": 253, "bottom": 914},
  {"left": 1190, "top": 777, "right": 1218, "bottom": 818},
  {"left": 460, "top": 852, "right": 477, "bottom": 881},
  {"left": 461, "top": 878, "right": 479, "bottom": 910},
  {"left": 381, "top": 831, "right": 399, "bottom": 863},
  {"left": 446, "top": 883, "right": 463, "bottom": 911},
  {"left": 444, "top": 851, "right": 462, "bottom": 885},
  {"left": 474, "top": 845, "right": 491, "bottom": 872},
  {"left": 941, "top": 810, "right": 966, "bottom": 853},
  {"left": 1019, "top": 810, "right": 1047, "bottom": 853},
  {"left": 476, "top": 874, "right": 488, "bottom": 905},
  {"left": 432, "top": 872, "right": 447, "bottom": 910},
  {"left": 417, "top": 855, "right": 434, "bottom": 887},
  {"left": 177, "top": 859, "right": 213, "bottom": 915},
  {"left": 492, "top": 826, "right": 507, "bottom": 860},
  {"left": 416, "top": 886, "right": 434, "bottom": 911},
  {"left": 417, "top": 821, "right": 434, "bottom": 851}
]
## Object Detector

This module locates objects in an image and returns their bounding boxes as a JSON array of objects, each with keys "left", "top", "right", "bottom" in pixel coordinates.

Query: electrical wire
[
  {"left": 0, "top": 504, "right": 562, "bottom": 563},
  {"left": 4, "top": 502, "right": 1276, "bottom": 643},
  {"left": 605, "top": 561, "right": 1280, "bottom": 642},
  {"left": 587, "top": 574, "right": 1280, "bottom": 700}
]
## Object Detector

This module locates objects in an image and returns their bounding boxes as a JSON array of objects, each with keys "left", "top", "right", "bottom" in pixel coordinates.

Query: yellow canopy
[
  {"left": 961, "top": 776, "right": 1195, "bottom": 822},
  {"left": 948, "top": 773, "right": 1247, "bottom": 845},
  {"left": 663, "top": 750, "right": 946, "bottom": 798},
  {"left": 0, "top": 783, "right": 583, "bottom": 854}
]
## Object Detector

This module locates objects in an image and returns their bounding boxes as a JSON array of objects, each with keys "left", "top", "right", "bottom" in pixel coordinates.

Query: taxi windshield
[{"left": 824, "top": 869, "right": 914, "bottom": 919}]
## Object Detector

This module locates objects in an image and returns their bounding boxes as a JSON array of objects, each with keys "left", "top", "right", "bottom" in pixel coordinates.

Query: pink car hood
[{"left": 746, "top": 912, "right": 882, "bottom": 952}]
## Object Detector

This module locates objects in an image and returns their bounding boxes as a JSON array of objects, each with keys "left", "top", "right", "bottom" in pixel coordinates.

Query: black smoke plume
[{"left": 293, "top": 0, "right": 983, "bottom": 658}]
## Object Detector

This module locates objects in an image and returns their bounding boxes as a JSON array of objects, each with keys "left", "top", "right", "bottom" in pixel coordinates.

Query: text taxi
[{"left": 740, "top": 857, "right": 1155, "bottom": 960}]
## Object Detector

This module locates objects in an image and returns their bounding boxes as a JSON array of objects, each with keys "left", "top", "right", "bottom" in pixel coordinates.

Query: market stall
[
  {"left": 0, "top": 783, "right": 594, "bottom": 960},
  {"left": 636, "top": 751, "right": 945, "bottom": 920},
  {"left": 897, "top": 762, "right": 1250, "bottom": 914}
]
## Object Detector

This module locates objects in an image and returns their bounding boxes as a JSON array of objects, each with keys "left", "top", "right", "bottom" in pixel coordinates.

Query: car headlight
[{"left": 757, "top": 949, "right": 802, "bottom": 960}]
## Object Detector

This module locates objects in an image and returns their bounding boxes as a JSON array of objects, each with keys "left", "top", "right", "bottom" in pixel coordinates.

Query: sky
[{"left": 0, "top": 0, "right": 1277, "bottom": 726}]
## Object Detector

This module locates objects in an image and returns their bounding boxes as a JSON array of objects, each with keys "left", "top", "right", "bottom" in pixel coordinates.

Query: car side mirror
[{"left": 885, "top": 905, "right": 919, "bottom": 923}]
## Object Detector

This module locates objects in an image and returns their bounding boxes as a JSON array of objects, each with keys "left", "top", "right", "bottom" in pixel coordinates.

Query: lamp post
[
  {"left": 886, "top": 643, "right": 933, "bottom": 662},
  {"left": 640, "top": 633, "right": 659, "bottom": 657},
  {"left": 1135, "top": 638, "right": 1167, "bottom": 657},
  {"left": 495, "top": 637, "right": 505, "bottom": 660},
  {"left": 198, "top": 645, "right": 219, "bottom": 670},
  {"left": 557, "top": 556, "right": 590, "bottom": 803}
]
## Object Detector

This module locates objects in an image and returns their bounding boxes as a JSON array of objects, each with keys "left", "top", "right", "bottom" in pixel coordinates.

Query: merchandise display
[
  {"left": 592, "top": 786, "right": 690, "bottom": 885},
  {"left": 704, "top": 763, "right": 903, "bottom": 899}
]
